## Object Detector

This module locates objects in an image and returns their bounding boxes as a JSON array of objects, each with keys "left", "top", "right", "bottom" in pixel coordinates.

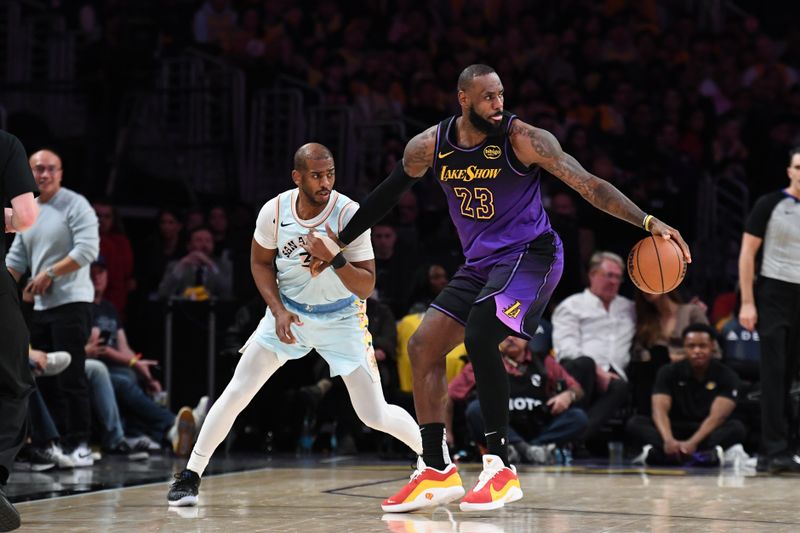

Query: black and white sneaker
[
  {"left": 768, "top": 453, "right": 800, "bottom": 474},
  {"left": 168, "top": 470, "right": 201, "bottom": 507},
  {"left": 13, "top": 447, "right": 55, "bottom": 472},
  {"left": 0, "top": 485, "right": 20, "bottom": 532}
]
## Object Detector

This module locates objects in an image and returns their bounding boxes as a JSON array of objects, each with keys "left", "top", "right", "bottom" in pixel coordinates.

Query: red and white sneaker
[
  {"left": 459, "top": 454, "right": 523, "bottom": 511},
  {"left": 381, "top": 457, "right": 465, "bottom": 513}
]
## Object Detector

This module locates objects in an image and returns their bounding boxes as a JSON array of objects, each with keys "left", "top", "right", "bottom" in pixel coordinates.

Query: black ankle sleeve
[{"left": 338, "top": 161, "right": 418, "bottom": 245}]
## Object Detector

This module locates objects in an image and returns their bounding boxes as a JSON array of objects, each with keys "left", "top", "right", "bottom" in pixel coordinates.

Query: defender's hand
[{"left": 648, "top": 218, "right": 692, "bottom": 263}]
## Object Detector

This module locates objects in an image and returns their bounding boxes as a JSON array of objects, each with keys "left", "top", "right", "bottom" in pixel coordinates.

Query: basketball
[{"left": 627, "top": 235, "right": 687, "bottom": 294}]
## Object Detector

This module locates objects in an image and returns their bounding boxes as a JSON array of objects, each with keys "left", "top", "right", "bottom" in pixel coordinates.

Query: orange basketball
[{"left": 627, "top": 236, "right": 687, "bottom": 294}]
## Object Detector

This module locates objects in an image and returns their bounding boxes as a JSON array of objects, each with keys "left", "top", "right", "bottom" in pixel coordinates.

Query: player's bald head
[
  {"left": 457, "top": 64, "right": 497, "bottom": 92},
  {"left": 293, "top": 143, "right": 333, "bottom": 171}
]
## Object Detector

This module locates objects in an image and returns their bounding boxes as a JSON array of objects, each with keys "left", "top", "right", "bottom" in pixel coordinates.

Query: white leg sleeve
[
  {"left": 342, "top": 366, "right": 422, "bottom": 456},
  {"left": 187, "top": 342, "right": 282, "bottom": 475}
]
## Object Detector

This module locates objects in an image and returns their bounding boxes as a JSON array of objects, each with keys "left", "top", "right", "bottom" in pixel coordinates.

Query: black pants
[
  {"left": 561, "top": 356, "right": 629, "bottom": 439},
  {"left": 757, "top": 277, "right": 800, "bottom": 457},
  {"left": 31, "top": 302, "right": 92, "bottom": 447},
  {"left": 0, "top": 271, "right": 34, "bottom": 484},
  {"left": 627, "top": 414, "right": 746, "bottom": 455}
]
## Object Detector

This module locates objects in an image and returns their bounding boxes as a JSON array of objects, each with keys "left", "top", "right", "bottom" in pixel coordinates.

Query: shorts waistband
[{"left": 282, "top": 294, "right": 357, "bottom": 314}]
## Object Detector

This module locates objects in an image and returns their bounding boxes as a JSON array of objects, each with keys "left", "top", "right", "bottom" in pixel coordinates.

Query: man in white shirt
[
  {"left": 552, "top": 251, "right": 635, "bottom": 441},
  {"left": 166, "top": 143, "right": 423, "bottom": 508}
]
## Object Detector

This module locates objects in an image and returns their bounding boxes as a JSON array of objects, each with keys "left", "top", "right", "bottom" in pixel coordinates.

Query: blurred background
[{"left": 3, "top": 0, "right": 800, "bottom": 458}]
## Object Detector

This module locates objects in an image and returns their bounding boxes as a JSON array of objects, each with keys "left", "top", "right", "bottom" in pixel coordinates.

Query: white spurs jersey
[{"left": 253, "top": 188, "right": 374, "bottom": 305}]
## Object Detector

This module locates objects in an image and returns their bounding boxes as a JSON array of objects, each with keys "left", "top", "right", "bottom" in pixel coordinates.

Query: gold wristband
[{"left": 643, "top": 214, "right": 654, "bottom": 232}]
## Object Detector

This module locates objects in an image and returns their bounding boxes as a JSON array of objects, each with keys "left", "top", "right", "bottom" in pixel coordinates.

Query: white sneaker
[
  {"left": 524, "top": 443, "right": 556, "bottom": 465},
  {"left": 632, "top": 445, "right": 653, "bottom": 466},
  {"left": 70, "top": 443, "right": 95, "bottom": 467},
  {"left": 40, "top": 442, "right": 75, "bottom": 469},
  {"left": 41, "top": 351, "right": 72, "bottom": 377},
  {"left": 192, "top": 396, "right": 209, "bottom": 430}
]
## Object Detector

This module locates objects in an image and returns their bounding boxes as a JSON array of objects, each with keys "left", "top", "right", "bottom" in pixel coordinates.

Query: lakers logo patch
[
  {"left": 503, "top": 301, "right": 522, "bottom": 319},
  {"left": 483, "top": 145, "right": 501, "bottom": 159}
]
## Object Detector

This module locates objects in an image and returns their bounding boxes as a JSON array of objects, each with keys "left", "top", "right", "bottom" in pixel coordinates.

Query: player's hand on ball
[
  {"left": 275, "top": 309, "right": 303, "bottom": 344},
  {"left": 648, "top": 218, "right": 692, "bottom": 263}
]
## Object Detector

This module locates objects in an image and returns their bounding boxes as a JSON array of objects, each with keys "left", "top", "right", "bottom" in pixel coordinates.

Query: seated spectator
[
  {"left": 15, "top": 349, "right": 75, "bottom": 471},
  {"left": 629, "top": 289, "right": 710, "bottom": 414},
  {"left": 87, "top": 259, "right": 207, "bottom": 455},
  {"left": 84, "top": 358, "right": 149, "bottom": 460},
  {"left": 552, "top": 251, "right": 634, "bottom": 442},
  {"left": 135, "top": 207, "right": 185, "bottom": 300},
  {"left": 158, "top": 226, "right": 233, "bottom": 301},
  {"left": 207, "top": 205, "right": 232, "bottom": 260},
  {"left": 93, "top": 199, "right": 135, "bottom": 319},
  {"left": 407, "top": 263, "right": 449, "bottom": 314},
  {"left": 372, "top": 220, "right": 416, "bottom": 317},
  {"left": 627, "top": 323, "right": 746, "bottom": 466},
  {"left": 449, "top": 336, "right": 586, "bottom": 464}
]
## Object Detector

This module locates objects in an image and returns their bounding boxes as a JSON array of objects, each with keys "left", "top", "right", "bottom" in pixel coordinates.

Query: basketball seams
[
  {"left": 666, "top": 238, "right": 686, "bottom": 292},
  {"left": 650, "top": 235, "right": 666, "bottom": 293},
  {"left": 628, "top": 236, "right": 687, "bottom": 294},
  {"left": 633, "top": 240, "right": 657, "bottom": 293}
]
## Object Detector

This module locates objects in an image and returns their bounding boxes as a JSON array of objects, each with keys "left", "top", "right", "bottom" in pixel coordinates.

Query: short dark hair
[
  {"left": 789, "top": 146, "right": 800, "bottom": 164},
  {"left": 188, "top": 225, "right": 213, "bottom": 238},
  {"left": 293, "top": 143, "right": 333, "bottom": 171},
  {"left": 457, "top": 64, "right": 496, "bottom": 92},
  {"left": 681, "top": 322, "right": 719, "bottom": 343}
]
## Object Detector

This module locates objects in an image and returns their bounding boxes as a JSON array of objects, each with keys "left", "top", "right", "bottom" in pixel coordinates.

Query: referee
[
  {"left": 739, "top": 146, "right": 800, "bottom": 473},
  {"left": 0, "top": 131, "right": 39, "bottom": 531}
]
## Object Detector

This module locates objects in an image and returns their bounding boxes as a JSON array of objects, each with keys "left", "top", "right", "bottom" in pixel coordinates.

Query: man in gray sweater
[{"left": 6, "top": 149, "right": 99, "bottom": 467}]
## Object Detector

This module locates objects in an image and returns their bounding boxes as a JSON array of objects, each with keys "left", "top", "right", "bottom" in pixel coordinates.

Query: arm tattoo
[
  {"left": 403, "top": 128, "right": 435, "bottom": 176},
  {"left": 522, "top": 126, "right": 645, "bottom": 227}
]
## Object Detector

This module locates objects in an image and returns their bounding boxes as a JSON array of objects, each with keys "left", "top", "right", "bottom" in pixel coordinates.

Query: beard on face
[
  {"left": 468, "top": 105, "right": 503, "bottom": 135},
  {"left": 301, "top": 184, "right": 330, "bottom": 207}
]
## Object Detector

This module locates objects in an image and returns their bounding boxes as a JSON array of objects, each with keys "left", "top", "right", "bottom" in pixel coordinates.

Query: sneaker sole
[
  {"left": 168, "top": 495, "right": 198, "bottom": 507},
  {"left": 14, "top": 462, "right": 55, "bottom": 472},
  {"left": 459, "top": 486, "right": 524, "bottom": 512},
  {"left": 0, "top": 495, "right": 21, "bottom": 532},
  {"left": 381, "top": 485, "right": 465, "bottom": 513},
  {"left": 174, "top": 407, "right": 197, "bottom": 457}
]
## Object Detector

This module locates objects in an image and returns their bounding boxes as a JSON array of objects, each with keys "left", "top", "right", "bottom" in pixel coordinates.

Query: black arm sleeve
[{"left": 337, "top": 161, "right": 418, "bottom": 245}]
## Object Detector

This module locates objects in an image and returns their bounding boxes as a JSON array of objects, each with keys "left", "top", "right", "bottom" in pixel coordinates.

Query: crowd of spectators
[{"left": 5, "top": 0, "right": 800, "bottom": 471}]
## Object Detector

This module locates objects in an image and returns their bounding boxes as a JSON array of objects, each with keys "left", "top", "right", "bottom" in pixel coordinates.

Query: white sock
[
  {"left": 342, "top": 366, "right": 423, "bottom": 456},
  {"left": 186, "top": 342, "right": 282, "bottom": 475}
]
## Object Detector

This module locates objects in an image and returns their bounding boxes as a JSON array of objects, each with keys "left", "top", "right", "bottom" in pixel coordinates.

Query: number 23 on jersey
[{"left": 453, "top": 187, "right": 495, "bottom": 220}]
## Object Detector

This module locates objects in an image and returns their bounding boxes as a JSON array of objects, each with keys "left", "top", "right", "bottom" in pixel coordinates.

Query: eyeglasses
[{"left": 31, "top": 165, "right": 62, "bottom": 175}]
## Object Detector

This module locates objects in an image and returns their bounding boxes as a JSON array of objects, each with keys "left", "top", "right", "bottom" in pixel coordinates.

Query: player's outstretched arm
[
  {"left": 510, "top": 121, "right": 691, "bottom": 263},
  {"left": 336, "top": 126, "right": 437, "bottom": 246}
]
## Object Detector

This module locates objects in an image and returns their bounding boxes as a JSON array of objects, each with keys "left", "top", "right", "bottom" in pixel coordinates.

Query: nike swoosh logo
[
  {"left": 280, "top": 222, "right": 292, "bottom": 227},
  {"left": 438, "top": 150, "right": 455, "bottom": 159}
]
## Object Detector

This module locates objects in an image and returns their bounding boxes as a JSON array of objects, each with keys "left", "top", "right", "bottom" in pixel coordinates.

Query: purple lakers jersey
[{"left": 432, "top": 112, "right": 553, "bottom": 271}]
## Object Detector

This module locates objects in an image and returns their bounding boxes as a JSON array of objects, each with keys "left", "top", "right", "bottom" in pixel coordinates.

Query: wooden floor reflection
[{"left": 13, "top": 463, "right": 800, "bottom": 532}]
